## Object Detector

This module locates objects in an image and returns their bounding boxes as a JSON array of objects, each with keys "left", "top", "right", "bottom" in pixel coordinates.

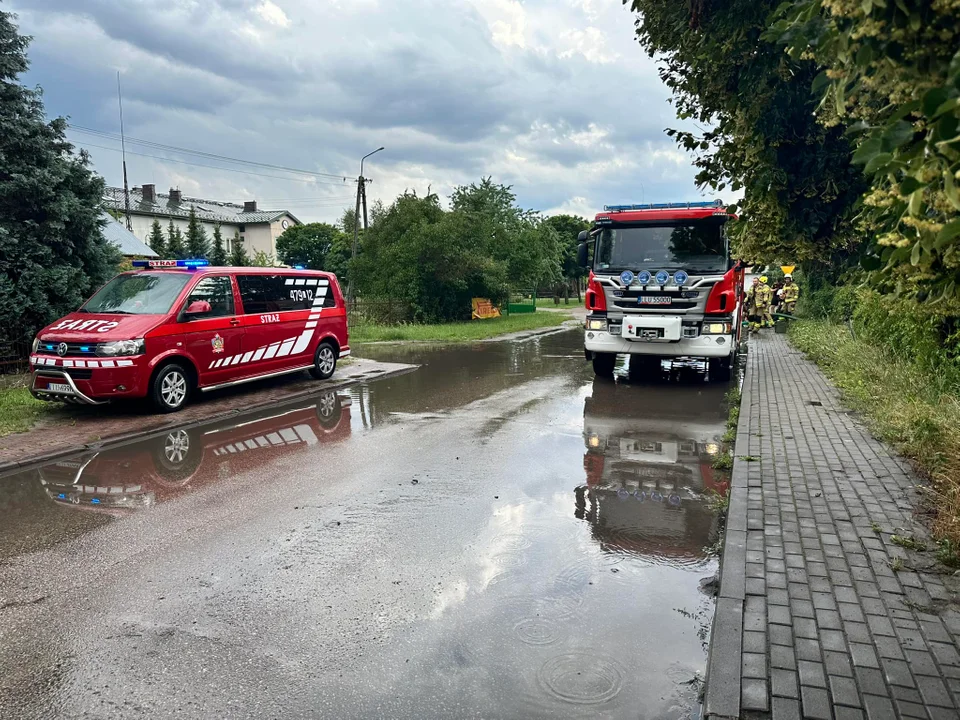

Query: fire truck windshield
[{"left": 595, "top": 221, "right": 727, "bottom": 274}]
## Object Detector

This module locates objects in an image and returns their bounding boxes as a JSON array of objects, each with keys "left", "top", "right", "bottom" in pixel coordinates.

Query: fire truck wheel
[
  {"left": 592, "top": 352, "right": 616, "bottom": 377},
  {"left": 310, "top": 341, "right": 338, "bottom": 380},
  {"left": 708, "top": 356, "right": 733, "bottom": 382},
  {"left": 150, "top": 362, "right": 192, "bottom": 412}
]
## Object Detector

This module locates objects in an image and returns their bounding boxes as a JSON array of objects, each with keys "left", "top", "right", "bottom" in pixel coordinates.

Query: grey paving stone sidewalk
[{"left": 704, "top": 332, "right": 960, "bottom": 720}]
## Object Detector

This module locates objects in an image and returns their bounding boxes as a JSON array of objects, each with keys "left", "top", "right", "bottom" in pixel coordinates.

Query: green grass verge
[
  {"left": 789, "top": 319, "right": 960, "bottom": 553},
  {"left": 0, "top": 381, "right": 51, "bottom": 437},
  {"left": 350, "top": 311, "right": 574, "bottom": 343}
]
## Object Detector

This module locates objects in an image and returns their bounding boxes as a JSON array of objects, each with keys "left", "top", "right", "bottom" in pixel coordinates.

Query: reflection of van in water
[
  {"left": 578, "top": 379, "right": 729, "bottom": 561},
  {"left": 38, "top": 391, "right": 351, "bottom": 512},
  {"left": 29, "top": 261, "right": 348, "bottom": 412}
]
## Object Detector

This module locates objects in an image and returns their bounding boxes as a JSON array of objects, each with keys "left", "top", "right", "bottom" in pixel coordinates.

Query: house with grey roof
[
  {"left": 101, "top": 212, "right": 158, "bottom": 257},
  {"left": 103, "top": 184, "right": 301, "bottom": 260}
]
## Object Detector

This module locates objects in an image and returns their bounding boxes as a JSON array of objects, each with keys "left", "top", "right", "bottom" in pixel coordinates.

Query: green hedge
[{"left": 799, "top": 284, "right": 960, "bottom": 379}]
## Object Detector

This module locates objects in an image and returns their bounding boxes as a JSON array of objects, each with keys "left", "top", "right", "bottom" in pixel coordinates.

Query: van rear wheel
[
  {"left": 591, "top": 352, "right": 616, "bottom": 378},
  {"left": 310, "top": 341, "right": 338, "bottom": 380}
]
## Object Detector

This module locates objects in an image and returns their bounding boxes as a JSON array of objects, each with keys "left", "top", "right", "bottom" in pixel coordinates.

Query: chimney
[
  {"left": 243, "top": 200, "right": 257, "bottom": 213},
  {"left": 169, "top": 188, "right": 182, "bottom": 204},
  {"left": 142, "top": 184, "right": 156, "bottom": 203}
]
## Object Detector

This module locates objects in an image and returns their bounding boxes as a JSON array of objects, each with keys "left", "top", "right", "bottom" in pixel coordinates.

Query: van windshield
[{"left": 81, "top": 273, "right": 193, "bottom": 315}]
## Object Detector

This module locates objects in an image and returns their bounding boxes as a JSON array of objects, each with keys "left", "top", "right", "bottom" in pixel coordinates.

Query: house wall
[
  {"left": 128, "top": 214, "right": 267, "bottom": 258},
  {"left": 123, "top": 210, "right": 298, "bottom": 264}
]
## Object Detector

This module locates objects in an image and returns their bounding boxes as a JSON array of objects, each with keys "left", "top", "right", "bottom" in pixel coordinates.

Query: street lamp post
[{"left": 349, "top": 147, "right": 384, "bottom": 302}]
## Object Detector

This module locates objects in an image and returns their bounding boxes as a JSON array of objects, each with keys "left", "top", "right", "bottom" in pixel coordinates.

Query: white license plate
[
  {"left": 638, "top": 296, "right": 672, "bottom": 306},
  {"left": 47, "top": 382, "right": 72, "bottom": 393}
]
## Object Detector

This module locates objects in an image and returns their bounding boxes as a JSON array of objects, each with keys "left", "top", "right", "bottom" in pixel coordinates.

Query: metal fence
[
  {"left": 346, "top": 299, "right": 409, "bottom": 327},
  {"left": 0, "top": 339, "right": 31, "bottom": 375}
]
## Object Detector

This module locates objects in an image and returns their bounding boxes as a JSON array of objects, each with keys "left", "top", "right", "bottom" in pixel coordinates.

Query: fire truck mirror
[
  {"left": 577, "top": 241, "right": 589, "bottom": 268},
  {"left": 577, "top": 230, "right": 589, "bottom": 242}
]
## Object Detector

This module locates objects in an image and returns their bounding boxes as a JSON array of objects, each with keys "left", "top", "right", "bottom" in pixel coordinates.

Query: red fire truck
[{"left": 576, "top": 201, "right": 743, "bottom": 380}]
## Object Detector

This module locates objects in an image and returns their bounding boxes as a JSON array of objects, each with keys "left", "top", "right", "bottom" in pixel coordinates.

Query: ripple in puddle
[
  {"left": 537, "top": 652, "right": 624, "bottom": 705},
  {"left": 513, "top": 617, "right": 562, "bottom": 646}
]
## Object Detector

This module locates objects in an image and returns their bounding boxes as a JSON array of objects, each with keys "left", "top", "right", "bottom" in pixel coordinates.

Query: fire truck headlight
[
  {"left": 96, "top": 338, "right": 145, "bottom": 357},
  {"left": 588, "top": 435, "right": 601, "bottom": 448},
  {"left": 702, "top": 323, "right": 732, "bottom": 335},
  {"left": 587, "top": 319, "right": 606, "bottom": 331},
  {"left": 705, "top": 443, "right": 720, "bottom": 455}
]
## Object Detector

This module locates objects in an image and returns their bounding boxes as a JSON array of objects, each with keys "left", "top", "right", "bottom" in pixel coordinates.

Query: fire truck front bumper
[{"left": 584, "top": 320, "right": 735, "bottom": 359}]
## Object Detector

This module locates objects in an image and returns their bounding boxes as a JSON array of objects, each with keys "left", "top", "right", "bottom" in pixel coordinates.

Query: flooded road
[{"left": 0, "top": 329, "right": 731, "bottom": 719}]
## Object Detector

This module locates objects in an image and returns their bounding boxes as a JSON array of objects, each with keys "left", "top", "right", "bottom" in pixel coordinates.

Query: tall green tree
[
  {"left": 185, "top": 207, "right": 209, "bottom": 258},
  {"left": 166, "top": 221, "right": 186, "bottom": 259},
  {"left": 209, "top": 223, "right": 227, "bottom": 265},
  {"left": 627, "top": 0, "right": 865, "bottom": 265},
  {"left": 229, "top": 231, "right": 248, "bottom": 266},
  {"left": 0, "top": 9, "right": 120, "bottom": 347},
  {"left": 772, "top": 0, "right": 960, "bottom": 298},
  {"left": 148, "top": 219, "right": 166, "bottom": 257},
  {"left": 276, "top": 222, "right": 343, "bottom": 269},
  {"left": 353, "top": 191, "right": 508, "bottom": 321},
  {"left": 544, "top": 213, "right": 591, "bottom": 298}
]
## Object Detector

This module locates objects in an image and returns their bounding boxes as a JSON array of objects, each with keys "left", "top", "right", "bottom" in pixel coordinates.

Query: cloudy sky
[{"left": 11, "top": 0, "right": 709, "bottom": 222}]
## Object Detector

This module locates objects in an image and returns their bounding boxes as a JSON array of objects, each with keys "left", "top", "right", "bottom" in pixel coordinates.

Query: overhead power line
[
  {"left": 74, "top": 140, "right": 355, "bottom": 186},
  {"left": 69, "top": 125, "right": 352, "bottom": 181}
]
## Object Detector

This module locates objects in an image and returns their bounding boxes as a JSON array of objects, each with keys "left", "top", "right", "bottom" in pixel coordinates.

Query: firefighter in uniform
[
  {"left": 781, "top": 274, "right": 800, "bottom": 315},
  {"left": 745, "top": 276, "right": 765, "bottom": 332},
  {"left": 758, "top": 276, "right": 774, "bottom": 327}
]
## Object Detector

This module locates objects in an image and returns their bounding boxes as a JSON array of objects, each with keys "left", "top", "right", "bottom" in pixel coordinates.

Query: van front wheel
[
  {"left": 151, "top": 362, "right": 191, "bottom": 412},
  {"left": 310, "top": 342, "right": 338, "bottom": 380}
]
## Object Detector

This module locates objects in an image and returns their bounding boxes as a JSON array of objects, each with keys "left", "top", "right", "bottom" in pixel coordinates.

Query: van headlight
[
  {"left": 702, "top": 322, "right": 732, "bottom": 335},
  {"left": 31, "top": 337, "right": 39, "bottom": 353},
  {"left": 96, "top": 339, "right": 144, "bottom": 357}
]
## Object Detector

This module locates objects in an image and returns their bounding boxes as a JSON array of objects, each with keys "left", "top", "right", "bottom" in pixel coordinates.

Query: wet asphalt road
[{"left": 0, "top": 328, "right": 732, "bottom": 719}]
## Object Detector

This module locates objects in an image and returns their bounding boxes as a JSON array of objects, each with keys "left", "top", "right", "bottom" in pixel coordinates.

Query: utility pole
[
  {"left": 361, "top": 178, "right": 369, "bottom": 230},
  {"left": 348, "top": 146, "right": 384, "bottom": 301},
  {"left": 117, "top": 72, "right": 132, "bottom": 231}
]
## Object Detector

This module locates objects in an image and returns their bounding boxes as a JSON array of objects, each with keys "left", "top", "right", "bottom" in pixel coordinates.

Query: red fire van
[{"left": 29, "top": 260, "right": 349, "bottom": 412}]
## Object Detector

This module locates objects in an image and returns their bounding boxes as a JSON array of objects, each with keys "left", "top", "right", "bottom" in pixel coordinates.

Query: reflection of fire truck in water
[
  {"left": 577, "top": 379, "right": 729, "bottom": 562},
  {"left": 38, "top": 390, "right": 351, "bottom": 511},
  {"left": 576, "top": 201, "right": 744, "bottom": 380}
]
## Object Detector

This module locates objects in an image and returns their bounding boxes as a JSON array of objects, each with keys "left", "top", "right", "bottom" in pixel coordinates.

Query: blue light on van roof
[
  {"left": 91, "top": 498, "right": 100, "bottom": 504},
  {"left": 132, "top": 259, "right": 210, "bottom": 269},
  {"left": 294, "top": 265, "right": 306, "bottom": 270},
  {"left": 58, "top": 493, "right": 66, "bottom": 499}
]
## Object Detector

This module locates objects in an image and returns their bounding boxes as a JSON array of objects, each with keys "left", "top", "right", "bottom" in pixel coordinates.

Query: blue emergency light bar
[
  {"left": 132, "top": 259, "right": 210, "bottom": 269},
  {"left": 603, "top": 200, "right": 725, "bottom": 212}
]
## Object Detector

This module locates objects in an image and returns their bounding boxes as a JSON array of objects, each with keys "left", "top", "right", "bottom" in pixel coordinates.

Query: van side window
[
  {"left": 183, "top": 276, "right": 234, "bottom": 318},
  {"left": 237, "top": 275, "right": 330, "bottom": 314}
]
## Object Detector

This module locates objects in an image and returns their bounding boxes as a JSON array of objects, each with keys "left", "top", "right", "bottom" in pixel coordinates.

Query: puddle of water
[{"left": 0, "top": 330, "right": 731, "bottom": 719}]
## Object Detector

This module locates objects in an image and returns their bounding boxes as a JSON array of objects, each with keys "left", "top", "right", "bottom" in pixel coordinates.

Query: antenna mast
[{"left": 117, "top": 71, "right": 132, "bottom": 231}]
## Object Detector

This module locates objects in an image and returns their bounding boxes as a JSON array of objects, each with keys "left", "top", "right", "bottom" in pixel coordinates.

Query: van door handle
[{"left": 230, "top": 318, "right": 241, "bottom": 326}]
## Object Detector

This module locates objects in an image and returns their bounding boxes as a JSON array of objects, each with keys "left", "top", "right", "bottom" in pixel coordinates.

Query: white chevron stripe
[
  {"left": 305, "top": 321, "right": 317, "bottom": 329},
  {"left": 241, "top": 351, "right": 254, "bottom": 363},
  {"left": 277, "top": 338, "right": 295, "bottom": 357},
  {"left": 252, "top": 347, "right": 265, "bottom": 362},
  {"left": 264, "top": 344, "right": 280, "bottom": 359}
]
